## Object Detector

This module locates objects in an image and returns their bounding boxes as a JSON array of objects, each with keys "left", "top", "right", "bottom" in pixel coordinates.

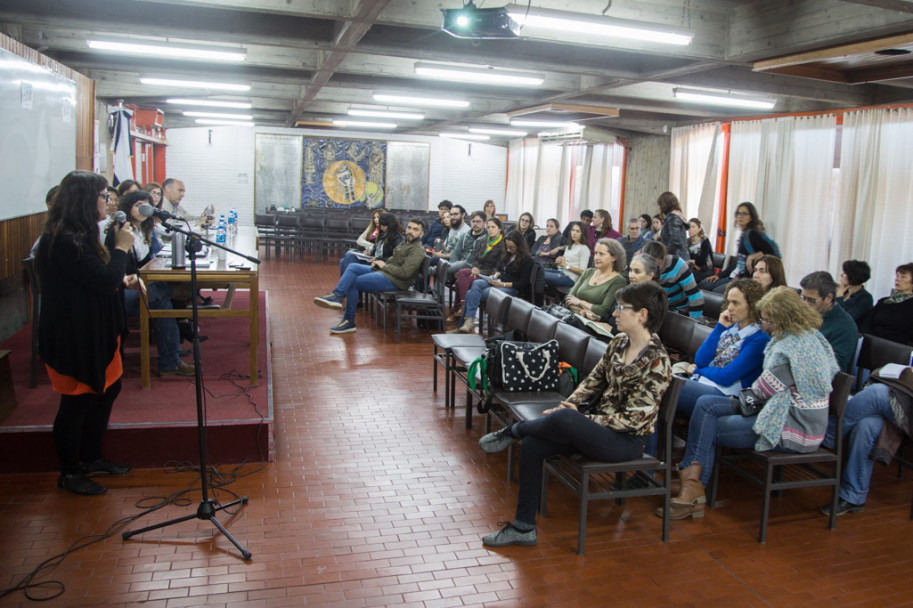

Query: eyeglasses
[
  {"left": 759, "top": 317, "right": 772, "bottom": 326},
  {"left": 800, "top": 295, "right": 821, "bottom": 304},
  {"left": 615, "top": 304, "right": 637, "bottom": 312},
  {"left": 734, "top": 210, "right": 750, "bottom": 216},
  {"left": 99, "top": 192, "right": 110, "bottom": 202}
]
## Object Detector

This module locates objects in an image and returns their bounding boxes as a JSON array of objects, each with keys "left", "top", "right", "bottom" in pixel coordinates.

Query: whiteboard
[{"left": 0, "top": 48, "right": 77, "bottom": 221}]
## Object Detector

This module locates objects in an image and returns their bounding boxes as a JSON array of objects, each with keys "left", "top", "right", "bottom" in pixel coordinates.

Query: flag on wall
[{"left": 110, "top": 106, "right": 134, "bottom": 185}]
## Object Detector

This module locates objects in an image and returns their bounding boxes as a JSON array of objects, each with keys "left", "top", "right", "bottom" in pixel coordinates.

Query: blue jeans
[
  {"left": 646, "top": 379, "right": 726, "bottom": 455},
  {"left": 513, "top": 408, "right": 645, "bottom": 525},
  {"left": 124, "top": 281, "right": 181, "bottom": 372},
  {"left": 681, "top": 395, "right": 758, "bottom": 486},
  {"left": 461, "top": 280, "right": 516, "bottom": 325},
  {"left": 339, "top": 250, "right": 370, "bottom": 276},
  {"left": 543, "top": 269, "right": 575, "bottom": 288},
  {"left": 333, "top": 264, "right": 397, "bottom": 322},
  {"left": 824, "top": 383, "right": 895, "bottom": 505}
]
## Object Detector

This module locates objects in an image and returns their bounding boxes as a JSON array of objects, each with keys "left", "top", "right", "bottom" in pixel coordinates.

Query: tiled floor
[{"left": 2, "top": 258, "right": 913, "bottom": 607}]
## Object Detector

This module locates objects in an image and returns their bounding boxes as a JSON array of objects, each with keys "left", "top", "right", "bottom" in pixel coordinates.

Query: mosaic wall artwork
[{"left": 301, "top": 137, "right": 386, "bottom": 209}]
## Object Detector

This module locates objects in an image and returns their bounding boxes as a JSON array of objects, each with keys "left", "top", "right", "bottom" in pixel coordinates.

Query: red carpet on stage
[{"left": 0, "top": 290, "right": 272, "bottom": 473}]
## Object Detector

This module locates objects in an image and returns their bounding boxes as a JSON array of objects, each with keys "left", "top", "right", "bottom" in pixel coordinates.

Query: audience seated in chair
[
  {"left": 687, "top": 218, "right": 714, "bottom": 284},
  {"left": 421, "top": 200, "right": 452, "bottom": 249},
  {"left": 314, "top": 218, "right": 426, "bottom": 334},
  {"left": 430, "top": 207, "right": 469, "bottom": 266},
  {"left": 655, "top": 287, "right": 838, "bottom": 520},
  {"left": 617, "top": 217, "right": 646, "bottom": 270},
  {"left": 533, "top": 218, "right": 564, "bottom": 266},
  {"left": 800, "top": 271, "right": 858, "bottom": 372},
  {"left": 445, "top": 210, "right": 487, "bottom": 285},
  {"left": 642, "top": 240, "right": 704, "bottom": 319},
  {"left": 544, "top": 221, "right": 590, "bottom": 288},
  {"left": 701, "top": 202, "right": 777, "bottom": 293},
  {"left": 338, "top": 212, "right": 403, "bottom": 276},
  {"left": 859, "top": 262, "right": 913, "bottom": 346},
  {"left": 477, "top": 281, "right": 672, "bottom": 547},
  {"left": 563, "top": 238, "right": 626, "bottom": 321},
  {"left": 751, "top": 254, "right": 787, "bottom": 294},
  {"left": 835, "top": 259, "right": 874, "bottom": 327},
  {"left": 448, "top": 231, "right": 533, "bottom": 335},
  {"left": 449, "top": 217, "right": 506, "bottom": 321}
]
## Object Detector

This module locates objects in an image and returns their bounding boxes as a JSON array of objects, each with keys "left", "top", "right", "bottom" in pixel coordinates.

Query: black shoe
[
  {"left": 81, "top": 459, "right": 131, "bottom": 476},
  {"left": 58, "top": 474, "right": 107, "bottom": 496},
  {"left": 820, "top": 498, "right": 864, "bottom": 517}
]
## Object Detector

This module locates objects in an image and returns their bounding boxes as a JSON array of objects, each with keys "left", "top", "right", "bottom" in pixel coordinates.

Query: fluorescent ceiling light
[
  {"left": 414, "top": 62, "right": 544, "bottom": 86},
  {"left": 510, "top": 119, "right": 579, "bottom": 129},
  {"left": 88, "top": 40, "right": 245, "bottom": 62},
  {"left": 469, "top": 127, "right": 528, "bottom": 137},
  {"left": 141, "top": 77, "right": 251, "bottom": 91},
  {"left": 673, "top": 88, "right": 776, "bottom": 110},
  {"left": 195, "top": 118, "right": 254, "bottom": 126},
  {"left": 505, "top": 6, "right": 692, "bottom": 46},
  {"left": 348, "top": 109, "right": 424, "bottom": 120},
  {"left": 332, "top": 120, "right": 397, "bottom": 129},
  {"left": 183, "top": 111, "right": 253, "bottom": 120},
  {"left": 439, "top": 132, "right": 490, "bottom": 141},
  {"left": 167, "top": 98, "right": 252, "bottom": 109},
  {"left": 374, "top": 93, "right": 469, "bottom": 108}
]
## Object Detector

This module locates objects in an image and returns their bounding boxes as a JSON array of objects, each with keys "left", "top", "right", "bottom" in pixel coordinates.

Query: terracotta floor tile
[{"left": 2, "top": 259, "right": 913, "bottom": 607}]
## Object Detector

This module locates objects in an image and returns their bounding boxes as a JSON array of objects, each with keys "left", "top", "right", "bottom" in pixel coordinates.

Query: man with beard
[
  {"left": 314, "top": 218, "right": 427, "bottom": 334},
  {"left": 431, "top": 205, "right": 470, "bottom": 264}
]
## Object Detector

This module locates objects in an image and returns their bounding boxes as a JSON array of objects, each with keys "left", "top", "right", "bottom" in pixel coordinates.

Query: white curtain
[
  {"left": 726, "top": 115, "right": 837, "bottom": 285},
  {"left": 670, "top": 122, "right": 722, "bottom": 240},
  {"left": 836, "top": 108, "right": 913, "bottom": 299},
  {"left": 505, "top": 138, "right": 624, "bottom": 230}
]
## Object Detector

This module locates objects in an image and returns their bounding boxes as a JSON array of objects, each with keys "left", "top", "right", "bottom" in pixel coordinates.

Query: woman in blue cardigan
[{"left": 677, "top": 279, "right": 770, "bottom": 417}]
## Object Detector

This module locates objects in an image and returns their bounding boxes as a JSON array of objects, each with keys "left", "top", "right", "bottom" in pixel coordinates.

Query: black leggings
[
  {"left": 52, "top": 380, "right": 121, "bottom": 475},
  {"left": 514, "top": 407, "right": 645, "bottom": 525}
]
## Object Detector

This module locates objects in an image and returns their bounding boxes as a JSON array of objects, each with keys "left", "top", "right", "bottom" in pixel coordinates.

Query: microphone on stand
[{"left": 138, "top": 203, "right": 179, "bottom": 222}]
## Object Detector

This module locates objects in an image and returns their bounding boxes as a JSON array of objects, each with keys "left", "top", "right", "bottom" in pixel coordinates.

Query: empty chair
[
  {"left": 503, "top": 298, "right": 535, "bottom": 340},
  {"left": 658, "top": 311, "right": 695, "bottom": 361},
  {"left": 395, "top": 259, "right": 447, "bottom": 343},
  {"left": 701, "top": 289, "right": 725, "bottom": 321},
  {"left": 526, "top": 308, "right": 559, "bottom": 343},
  {"left": 855, "top": 333, "right": 913, "bottom": 390},
  {"left": 580, "top": 339, "right": 609, "bottom": 377}
]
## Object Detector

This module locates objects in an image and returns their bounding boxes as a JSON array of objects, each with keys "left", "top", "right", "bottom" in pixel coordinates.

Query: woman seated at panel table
[
  {"left": 543, "top": 221, "right": 590, "bottom": 288},
  {"left": 448, "top": 231, "right": 532, "bottom": 334},
  {"left": 104, "top": 191, "right": 194, "bottom": 378},
  {"left": 860, "top": 262, "right": 913, "bottom": 345},
  {"left": 656, "top": 286, "right": 838, "bottom": 520},
  {"left": 563, "top": 238, "right": 627, "bottom": 321},
  {"left": 835, "top": 259, "right": 874, "bottom": 326},
  {"left": 338, "top": 212, "right": 402, "bottom": 276},
  {"left": 476, "top": 282, "right": 672, "bottom": 547}
]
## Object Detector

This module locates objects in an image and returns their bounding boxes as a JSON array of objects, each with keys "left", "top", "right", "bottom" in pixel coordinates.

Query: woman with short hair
[
  {"left": 860, "top": 262, "right": 913, "bottom": 345},
  {"left": 564, "top": 238, "right": 626, "bottom": 320},
  {"left": 658, "top": 286, "right": 838, "bottom": 520},
  {"left": 835, "top": 259, "right": 874, "bottom": 325},
  {"left": 629, "top": 253, "right": 659, "bottom": 285},
  {"left": 478, "top": 282, "right": 672, "bottom": 547}
]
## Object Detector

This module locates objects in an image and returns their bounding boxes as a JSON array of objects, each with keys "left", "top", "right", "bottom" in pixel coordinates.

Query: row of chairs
[{"left": 428, "top": 291, "right": 867, "bottom": 550}]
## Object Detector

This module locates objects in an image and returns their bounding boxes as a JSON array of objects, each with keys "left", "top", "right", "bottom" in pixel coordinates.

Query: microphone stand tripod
[{"left": 122, "top": 220, "right": 260, "bottom": 560}]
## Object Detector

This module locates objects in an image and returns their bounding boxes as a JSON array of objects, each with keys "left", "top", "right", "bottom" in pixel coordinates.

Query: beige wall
[{"left": 623, "top": 134, "right": 671, "bottom": 223}]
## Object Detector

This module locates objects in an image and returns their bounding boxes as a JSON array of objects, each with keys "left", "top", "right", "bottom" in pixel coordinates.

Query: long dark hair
[
  {"left": 119, "top": 190, "right": 156, "bottom": 243},
  {"left": 568, "top": 221, "right": 589, "bottom": 246},
  {"left": 378, "top": 212, "right": 402, "bottom": 236},
  {"left": 42, "top": 170, "right": 109, "bottom": 262},
  {"left": 505, "top": 230, "right": 531, "bottom": 261},
  {"left": 736, "top": 201, "right": 765, "bottom": 232}
]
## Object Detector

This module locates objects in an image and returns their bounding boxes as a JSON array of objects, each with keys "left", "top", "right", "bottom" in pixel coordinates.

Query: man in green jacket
[
  {"left": 314, "top": 218, "right": 426, "bottom": 333},
  {"left": 800, "top": 271, "right": 858, "bottom": 372}
]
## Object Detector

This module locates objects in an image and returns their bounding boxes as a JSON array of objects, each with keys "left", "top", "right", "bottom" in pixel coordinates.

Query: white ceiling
[{"left": 3, "top": 0, "right": 913, "bottom": 141}]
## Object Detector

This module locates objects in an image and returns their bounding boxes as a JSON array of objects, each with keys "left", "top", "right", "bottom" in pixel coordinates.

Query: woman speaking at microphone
[{"left": 38, "top": 171, "right": 135, "bottom": 495}]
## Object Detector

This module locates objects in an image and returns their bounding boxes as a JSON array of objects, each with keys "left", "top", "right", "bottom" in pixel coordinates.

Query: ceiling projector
[{"left": 441, "top": 1, "right": 519, "bottom": 39}]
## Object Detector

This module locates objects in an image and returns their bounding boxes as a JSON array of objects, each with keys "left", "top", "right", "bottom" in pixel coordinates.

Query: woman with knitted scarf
[
  {"left": 657, "top": 286, "right": 839, "bottom": 520},
  {"left": 448, "top": 218, "right": 506, "bottom": 324}
]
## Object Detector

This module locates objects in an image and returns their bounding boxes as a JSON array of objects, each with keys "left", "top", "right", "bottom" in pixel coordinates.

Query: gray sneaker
[
  {"left": 479, "top": 426, "right": 517, "bottom": 454},
  {"left": 314, "top": 294, "right": 343, "bottom": 310},
  {"left": 482, "top": 523, "right": 537, "bottom": 547}
]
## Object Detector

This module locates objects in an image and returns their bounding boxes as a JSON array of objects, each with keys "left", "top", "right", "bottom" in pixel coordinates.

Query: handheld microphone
[
  {"left": 114, "top": 210, "right": 127, "bottom": 228},
  {"left": 138, "top": 203, "right": 177, "bottom": 221}
]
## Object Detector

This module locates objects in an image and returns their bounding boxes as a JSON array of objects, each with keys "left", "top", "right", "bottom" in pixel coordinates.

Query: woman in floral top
[{"left": 478, "top": 282, "right": 672, "bottom": 547}]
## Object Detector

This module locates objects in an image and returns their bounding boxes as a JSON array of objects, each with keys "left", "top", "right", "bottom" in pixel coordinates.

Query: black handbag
[{"left": 730, "top": 387, "right": 765, "bottom": 417}]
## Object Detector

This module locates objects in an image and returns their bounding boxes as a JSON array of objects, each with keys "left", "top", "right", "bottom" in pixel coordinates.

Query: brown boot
[
  {"left": 654, "top": 462, "right": 706, "bottom": 520},
  {"left": 446, "top": 305, "right": 463, "bottom": 324}
]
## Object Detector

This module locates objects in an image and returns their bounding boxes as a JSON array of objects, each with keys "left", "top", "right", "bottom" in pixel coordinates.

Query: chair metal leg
[
  {"left": 577, "top": 471, "right": 590, "bottom": 555},
  {"left": 759, "top": 462, "right": 775, "bottom": 543},
  {"left": 432, "top": 344, "right": 439, "bottom": 394},
  {"left": 465, "top": 388, "right": 473, "bottom": 430}
]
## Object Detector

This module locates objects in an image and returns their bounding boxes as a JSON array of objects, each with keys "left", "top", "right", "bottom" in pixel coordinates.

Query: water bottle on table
[{"left": 216, "top": 215, "right": 227, "bottom": 261}]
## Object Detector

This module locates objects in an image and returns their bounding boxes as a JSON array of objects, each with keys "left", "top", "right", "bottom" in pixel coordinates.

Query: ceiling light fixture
[
  {"left": 88, "top": 40, "right": 246, "bottom": 62},
  {"left": 414, "top": 62, "right": 544, "bottom": 87},
  {"left": 673, "top": 88, "right": 776, "bottom": 110},
  {"left": 332, "top": 120, "right": 398, "bottom": 129},
  {"left": 469, "top": 127, "right": 528, "bottom": 137},
  {"left": 505, "top": 5, "right": 693, "bottom": 46},
  {"left": 167, "top": 98, "right": 252, "bottom": 109},
  {"left": 439, "top": 132, "right": 490, "bottom": 141},
  {"left": 373, "top": 93, "right": 470, "bottom": 108},
  {"left": 183, "top": 111, "right": 253, "bottom": 120},
  {"left": 510, "top": 119, "right": 580, "bottom": 129},
  {"left": 347, "top": 109, "right": 424, "bottom": 120},
  {"left": 141, "top": 77, "right": 251, "bottom": 91},
  {"left": 195, "top": 118, "right": 254, "bottom": 126}
]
